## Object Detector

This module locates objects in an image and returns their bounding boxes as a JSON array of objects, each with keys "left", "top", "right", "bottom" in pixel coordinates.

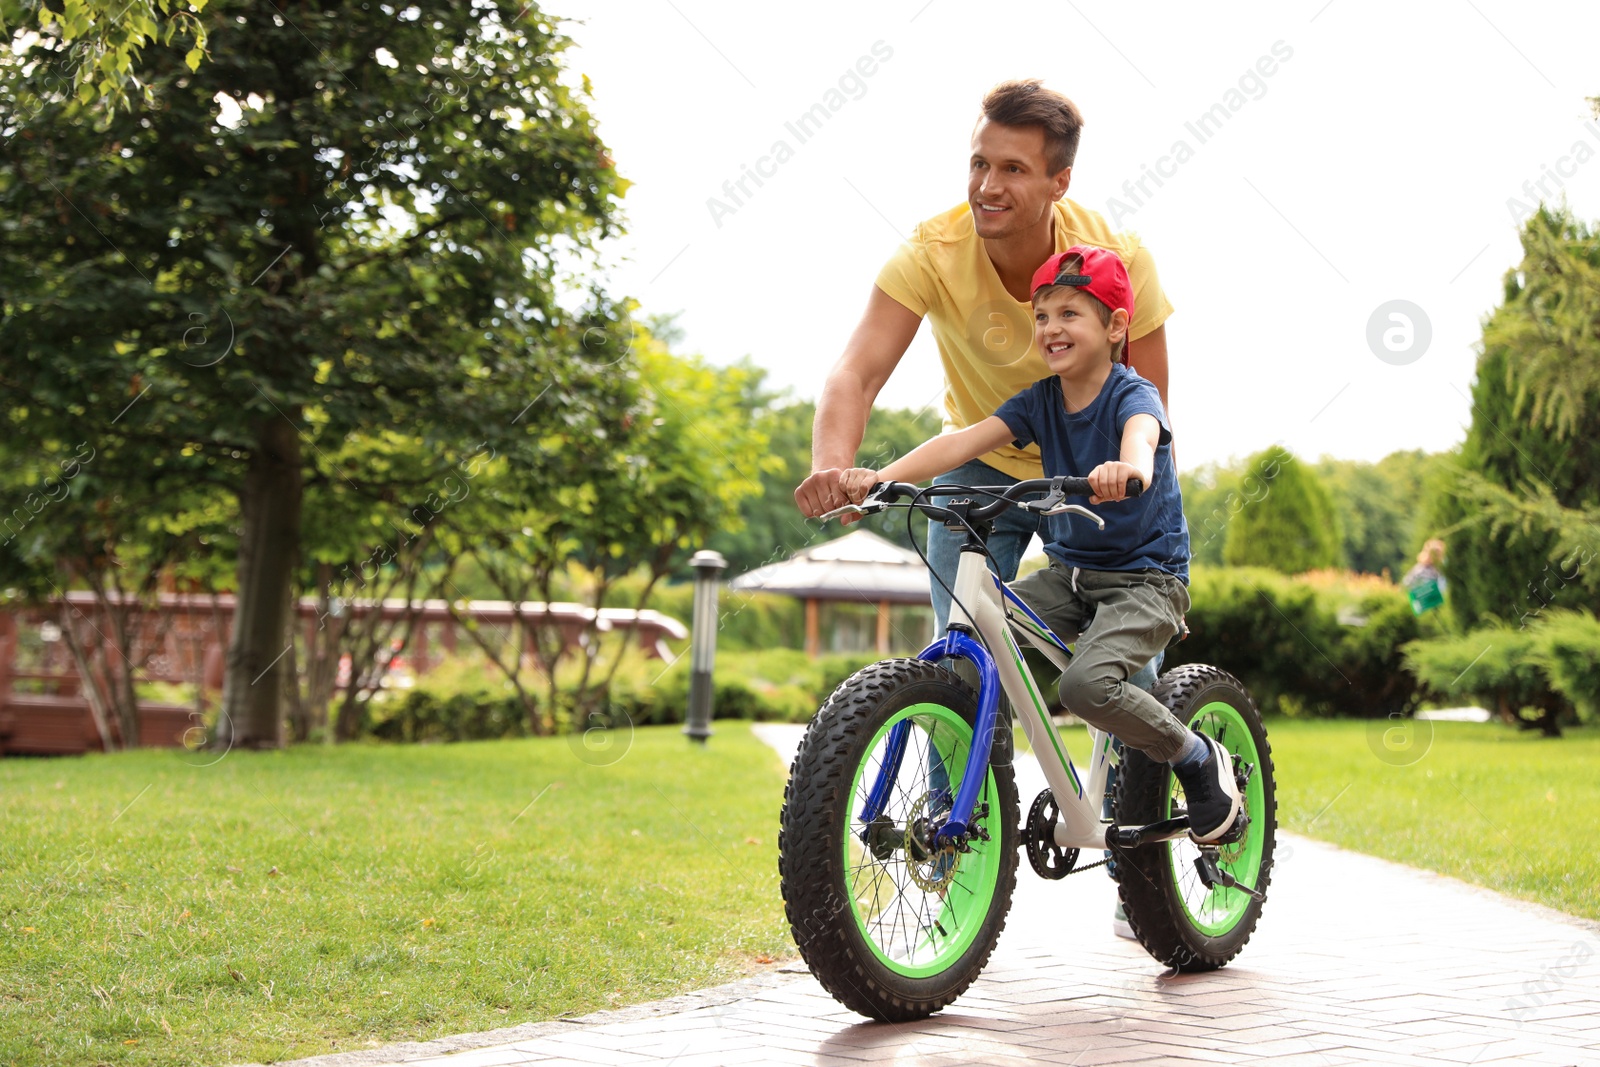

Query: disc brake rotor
[{"left": 905, "top": 794, "right": 960, "bottom": 892}]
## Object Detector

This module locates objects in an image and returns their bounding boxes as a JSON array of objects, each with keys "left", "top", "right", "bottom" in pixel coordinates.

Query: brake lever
[
  {"left": 1023, "top": 488, "right": 1065, "bottom": 514},
  {"left": 818, "top": 502, "right": 868, "bottom": 522},
  {"left": 1041, "top": 502, "right": 1106, "bottom": 529}
]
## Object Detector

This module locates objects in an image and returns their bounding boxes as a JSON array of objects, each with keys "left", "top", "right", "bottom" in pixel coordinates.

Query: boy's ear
[{"left": 1108, "top": 307, "right": 1130, "bottom": 342}]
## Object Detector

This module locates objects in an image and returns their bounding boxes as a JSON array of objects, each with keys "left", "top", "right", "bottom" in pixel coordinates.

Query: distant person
[
  {"left": 1403, "top": 538, "right": 1448, "bottom": 615},
  {"left": 836, "top": 247, "right": 1240, "bottom": 845}
]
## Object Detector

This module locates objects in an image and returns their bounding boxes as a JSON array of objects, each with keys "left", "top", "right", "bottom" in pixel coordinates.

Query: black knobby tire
[
  {"left": 1112, "top": 663, "right": 1277, "bottom": 972},
  {"left": 778, "top": 658, "right": 1019, "bottom": 1021}
]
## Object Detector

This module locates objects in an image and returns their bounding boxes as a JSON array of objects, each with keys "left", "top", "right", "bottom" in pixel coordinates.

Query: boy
[{"left": 838, "top": 245, "right": 1240, "bottom": 843}]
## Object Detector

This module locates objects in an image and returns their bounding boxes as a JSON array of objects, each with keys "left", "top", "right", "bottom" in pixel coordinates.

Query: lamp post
[{"left": 684, "top": 549, "right": 727, "bottom": 744}]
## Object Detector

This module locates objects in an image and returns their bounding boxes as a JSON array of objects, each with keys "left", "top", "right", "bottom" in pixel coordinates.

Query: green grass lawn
[
  {"left": 0, "top": 724, "right": 791, "bottom": 1067},
  {"left": 1041, "top": 716, "right": 1600, "bottom": 922},
  {"left": 1267, "top": 718, "right": 1600, "bottom": 922}
]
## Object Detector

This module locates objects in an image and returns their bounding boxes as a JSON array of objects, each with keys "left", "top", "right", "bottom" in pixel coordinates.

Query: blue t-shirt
[{"left": 994, "top": 364, "right": 1190, "bottom": 583}]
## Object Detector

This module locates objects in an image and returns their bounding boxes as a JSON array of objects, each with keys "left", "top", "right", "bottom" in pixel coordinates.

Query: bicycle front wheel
[{"left": 779, "top": 658, "right": 1018, "bottom": 1021}]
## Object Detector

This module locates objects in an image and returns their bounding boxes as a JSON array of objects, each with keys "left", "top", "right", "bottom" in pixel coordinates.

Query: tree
[
  {"left": 0, "top": 0, "right": 208, "bottom": 114},
  {"left": 0, "top": 431, "right": 235, "bottom": 748},
  {"left": 1221, "top": 447, "right": 1341, "bottom": 574},
  {"left": 1314, "top": 450, "right": 1443, "bottom": 577},
  {"left": 0, "top": 1, "right": 623, "bottom": 746},
  {"left": 444, "top": 333, "right": 765, "bottom": 733},
  {"left": 1180, "top": 460, "right": 1246, "bottom": 568},
  {"left": 1429, "top": 206, "right": 1600, "bottom": 630},
  {"left": 706, "top": 394, "right": 941, "bottom": 576}
]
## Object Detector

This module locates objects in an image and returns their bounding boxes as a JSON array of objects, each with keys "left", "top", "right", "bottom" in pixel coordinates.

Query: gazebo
[{"left": 730, "top": 530, "right": 933, "bottom": 657}]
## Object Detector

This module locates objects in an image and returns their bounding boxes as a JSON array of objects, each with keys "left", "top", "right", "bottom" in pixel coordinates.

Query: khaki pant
[{"left": 1009, "top": 561, "right": 1193, "bottom": 763}]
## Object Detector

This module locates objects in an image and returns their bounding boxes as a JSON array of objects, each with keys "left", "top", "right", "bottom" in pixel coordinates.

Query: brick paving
[{"left": 271, "top": 725, "right": 1600, "bottom": 1067}]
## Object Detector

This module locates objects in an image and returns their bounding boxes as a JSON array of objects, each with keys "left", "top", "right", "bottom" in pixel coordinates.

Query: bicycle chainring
[{"left": 1025, "top": 789, "right": 1079, "bottom": 880}]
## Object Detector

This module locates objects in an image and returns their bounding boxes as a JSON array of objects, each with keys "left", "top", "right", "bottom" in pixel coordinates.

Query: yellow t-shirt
[{"left": 875, "top": 200, "right": 1174, "bottom": 481}]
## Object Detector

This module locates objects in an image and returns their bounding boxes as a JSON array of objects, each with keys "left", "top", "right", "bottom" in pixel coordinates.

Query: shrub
[
  {"left": 366, "top": 656, "right": 529, "bottom": 743},
  {"left": 1401, "top": 623, "right": 1569, "bottom": 734},
  {"left": 1167, "top": 565, "right": 1422, "bottom": 718},
  {"left": 606, "top": 647, "right": 872, "bottom": 726},
  {"left": 1530, "top": 610, "right": 1600, "bottom": 722}
]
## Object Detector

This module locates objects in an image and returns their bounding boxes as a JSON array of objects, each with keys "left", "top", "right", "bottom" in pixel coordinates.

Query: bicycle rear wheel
[
  {"left": 779, "top": 659, "right": 1018, "bottom": 1021},
  {"left": 1112, "top": 663, "right": 1277, "bottom": 970}
]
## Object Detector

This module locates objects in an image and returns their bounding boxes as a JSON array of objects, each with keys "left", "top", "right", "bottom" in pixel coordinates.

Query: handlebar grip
[{"left": 1056, "top": 476, "right": 1142, "bottom": 498}]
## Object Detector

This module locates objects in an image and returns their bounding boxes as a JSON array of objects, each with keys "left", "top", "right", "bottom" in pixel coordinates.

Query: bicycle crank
[{"left": 1023, "top": 789, "right": 1079, "bottom": 880}]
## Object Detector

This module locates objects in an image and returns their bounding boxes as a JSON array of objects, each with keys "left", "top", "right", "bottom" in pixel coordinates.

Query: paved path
[{"left": 277, "top": 724, "right": 1600, "bottom": 1067}]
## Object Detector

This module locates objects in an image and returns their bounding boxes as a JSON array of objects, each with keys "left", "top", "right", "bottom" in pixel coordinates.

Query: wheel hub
[{"left": 905, "top": 794, "right": 960, "bottom": 891}]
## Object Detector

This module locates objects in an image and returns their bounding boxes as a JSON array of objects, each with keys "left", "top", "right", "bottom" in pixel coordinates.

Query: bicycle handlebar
[{"left": 817, "top": 475, "right": 1142, "bottom": 525}]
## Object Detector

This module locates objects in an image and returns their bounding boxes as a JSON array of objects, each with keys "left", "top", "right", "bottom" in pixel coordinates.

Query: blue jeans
[{"left": 923, "top": 458, "right": 1162, "bottom": 876}]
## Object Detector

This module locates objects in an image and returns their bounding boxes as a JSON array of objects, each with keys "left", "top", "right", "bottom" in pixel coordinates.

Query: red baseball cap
[{"left": 1030, "top": 245, "right": 1135, "bottom": 323}]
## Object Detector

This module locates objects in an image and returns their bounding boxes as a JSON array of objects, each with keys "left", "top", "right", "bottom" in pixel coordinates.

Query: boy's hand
[
  {"left": 1087, "top": 461, "right": 1151, "bottom": 504},
  {"left": 839, "top": 467, "right": 881, "bottom": 504}
]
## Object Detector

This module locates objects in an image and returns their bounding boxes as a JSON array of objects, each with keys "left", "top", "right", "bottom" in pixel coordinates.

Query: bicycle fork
[{"left": 857, "top": 625, "right": 1107, "bottom": 851}]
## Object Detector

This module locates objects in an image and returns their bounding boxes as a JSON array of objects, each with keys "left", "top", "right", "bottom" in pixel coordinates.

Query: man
[
  {"left": 795, "top": 79, "right": 1173, "bottom": 617},
  {"left": 794, "top": 78, "right": 1177, "bottom": 937}
]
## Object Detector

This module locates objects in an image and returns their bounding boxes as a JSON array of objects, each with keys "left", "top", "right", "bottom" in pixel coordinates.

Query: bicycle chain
[{"left": 1065, "top": 856, "right": 1112, "bottom": 876}]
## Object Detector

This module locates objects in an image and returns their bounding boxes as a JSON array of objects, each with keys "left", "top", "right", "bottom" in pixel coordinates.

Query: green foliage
[
  {"left": 1431, "top": 206, "right": 1600, "bottom": 629},
  {"left": 1529, "top": 610, "right": 1600, "bottom": 722},
  {"left": 1314, "top": 450, "right": 1444, "bottom": 578},
  {"left": 0, "top": 0, "right": 629, "bottom": 743},
  {"left": 359, "top": 642, "right": 873, "bottom": 743},
  {"left": 1179, "top": 461, "right": 1246, "bottom": 568},
  {"left": 1185, "top": 449, "right": 1446, "bottom": 576},
  {"left": 705, "top": 396, "right": 941, "bottom": 576},
  {"left": 1166, "top": 566, "right": 1426, "bottom": 718},
  {"left": 0, "top": 0, "right": 209, "bottom": 115},
  {"left": 1402, "top": 609, "right": 1600, "bottom": 733},
  {"left": 1222, "top": 447, "right": 1341, "bottom": 573},
  {"left": 610, "top": 648, "right": 874, "bottom": 726},
  {"left": 367, "top": 658, "right": 528, "bottom": 744},
  {"left": 447, "top": 336, "right": 770, "bottom": 729}
]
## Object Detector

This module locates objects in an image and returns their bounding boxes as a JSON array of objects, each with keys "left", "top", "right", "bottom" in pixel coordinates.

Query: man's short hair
[{"left": 979, "top": 79, "right": 1084, "bottom": 174}]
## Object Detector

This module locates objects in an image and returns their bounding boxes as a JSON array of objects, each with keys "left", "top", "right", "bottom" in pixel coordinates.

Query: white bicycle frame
[{"left": 945, "top": 546, "right": 1118, "bottom": 851}]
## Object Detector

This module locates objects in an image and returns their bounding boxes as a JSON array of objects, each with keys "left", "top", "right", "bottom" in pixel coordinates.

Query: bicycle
[{"left": 778, "top": 476, "right": 1277, "bottom": 1022}]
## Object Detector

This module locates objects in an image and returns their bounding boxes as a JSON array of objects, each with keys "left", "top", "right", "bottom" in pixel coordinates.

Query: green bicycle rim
[
  {"left": 843, "top": 702, "right": 1003, "bottom": 978},
  {"left": 1164, "top": 699, "right": 1267, "bottom": 936}
]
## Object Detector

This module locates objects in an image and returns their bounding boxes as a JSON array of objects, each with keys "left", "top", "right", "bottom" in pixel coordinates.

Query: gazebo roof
[{"left": 730, "top": 529, "right": 931, "bottom": 604}]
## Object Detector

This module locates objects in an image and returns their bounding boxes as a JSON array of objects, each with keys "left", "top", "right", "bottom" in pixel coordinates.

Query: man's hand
[
  {"left": 1087, "top": 461, "right": 1152, "bottom": 504},
  {"left": 796, "top": 468, "right": 868, "bottom": 526},
  {"left": 795, "top": 468, "right": 849, "bottom": 518}
]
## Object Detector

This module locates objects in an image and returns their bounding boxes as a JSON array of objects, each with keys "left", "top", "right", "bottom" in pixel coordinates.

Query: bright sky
[{"left": 555, "top": 0, "right": 1600, "bottom": 469}]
